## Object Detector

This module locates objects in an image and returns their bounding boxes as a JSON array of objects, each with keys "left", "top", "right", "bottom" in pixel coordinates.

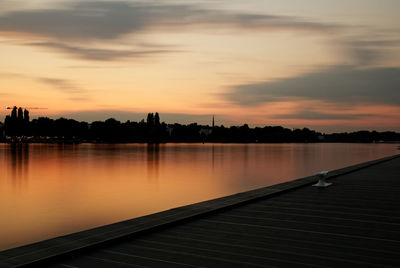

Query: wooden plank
[
  {"left": 220, "top": 209, "right": 400, "bottom": 231},
  {"left": 243, "top": 203, "right": 400, "bottom": 223},
  {"left": 174, "top": 220, "right": 400, "bottom": 253},
  {"left": 155, "top": 229, "right": 400, "bottom": 264},
  {"left": 94, "top": 242, "right": 312, "bottom": 268}
]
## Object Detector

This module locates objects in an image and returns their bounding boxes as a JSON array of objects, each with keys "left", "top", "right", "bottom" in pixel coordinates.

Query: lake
[{"left": 0, "top": 143, "right": 398, "bottom": 250}]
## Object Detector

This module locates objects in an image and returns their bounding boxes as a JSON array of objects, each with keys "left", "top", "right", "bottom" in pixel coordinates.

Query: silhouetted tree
[
  {"left": 24, "top": 109, "right": 29, "bottom": 122},
  {"left": 0, "top": 121, "right": 4, "bottom": 140},
  {"left": 2, "top": 111, "right": 399, "bottom": 143},
  {"left": 11, "top": 106, "right": 17, "bottom": 119},
  {"left": 154, "top": 113, "right": 160, "bottom": 127},
  {"left": 146, "top": 113, "right": 154, "bottom": 128},
  {"left": 4, "top": 107, "right": 31, "bottom": 137},
  {"left": 17, "top": 107, "right": 23, "bottom": 120},
  {"left": 31, "top": 117, "right": 55, "bottom": 137}
]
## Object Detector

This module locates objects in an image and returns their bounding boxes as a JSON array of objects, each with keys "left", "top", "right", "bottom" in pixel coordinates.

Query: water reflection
[
  {"left": 147, "top": 144, "right": 160, "bottom": 180},
  {"left": 212, "top": 145, "right": 215, "bottom": 170},
  {"left": 0, "top": 143, "right": 397, "bottom": 251},
  {"left": 9, "top": 144, "right": 29, "bottom": 181}
]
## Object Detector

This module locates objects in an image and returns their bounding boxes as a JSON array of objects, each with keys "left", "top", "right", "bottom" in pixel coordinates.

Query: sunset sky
[{"left": 0, "top": 0, "right": 399, "bottom": 132}]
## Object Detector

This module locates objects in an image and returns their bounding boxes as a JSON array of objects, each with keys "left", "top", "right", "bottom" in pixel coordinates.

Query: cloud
[
  {"left": 29, "top": 42, "right": 177, "bottom": 61},
  {"left": 0, "top": 72, "right": 91, "bottom": 100},
  {"left": 344, "top": 37, "right": 400, "bottom": 65},
  {"left": 272, "top": 110, "right": 373, "bottom": 120},
  {"left": 0, "top": 2, "right": 143, "bottom": 40},
  {"left": 0, "top": 1, "right": 341, "bottom": 61},
  {"left": 0, "top": 1, "right": 339, "bottom": 41},
  {"left": 37, "top": 77, "right": 91, "bottom": 101},
  {"left": 226, "top": 66, "right": 400, "bottom": 106}
]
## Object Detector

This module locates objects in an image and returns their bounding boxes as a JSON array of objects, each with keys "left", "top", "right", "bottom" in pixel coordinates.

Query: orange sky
[{"left": 0, "top": 0, "right": 399, "bottom": 132}]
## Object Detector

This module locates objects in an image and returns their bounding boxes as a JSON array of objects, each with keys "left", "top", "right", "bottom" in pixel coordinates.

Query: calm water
[{"left": 0, "top": 143, "right": 398, "bottom": 250}]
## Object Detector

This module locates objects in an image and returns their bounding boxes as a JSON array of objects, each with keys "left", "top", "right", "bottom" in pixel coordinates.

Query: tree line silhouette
[{"left": 1, "top": 109, "right": 399, "bottom": 143}]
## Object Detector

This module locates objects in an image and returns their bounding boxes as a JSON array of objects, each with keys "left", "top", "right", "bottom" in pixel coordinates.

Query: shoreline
[{"left": 1, "top": 140, "right": 400, "bottom": 144}]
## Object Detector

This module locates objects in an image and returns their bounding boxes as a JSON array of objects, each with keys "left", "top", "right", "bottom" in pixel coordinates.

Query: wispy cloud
[
  {"left": 272, "top": 110, "right": 373, "bottom": 120},
  {"left": 343, "top": 37, "right": 400, "bottom": 65},
  {"left": 28, "top": 42, "right": 177, "bottom": 61},
  {"left": 37, "top": 77, "right": 91, "bottom": 101},
  {"left": 0, "top": 72, "right": 91, "bottom": 100},
  {"left": 0, "top": 1, "right": 343, "bottom": 61},
  {"left": 226, "top": 66, "right": 400, "bottom": 106},
  {"left": 0, "top": 1, "right": 339, "bottom": 41}
]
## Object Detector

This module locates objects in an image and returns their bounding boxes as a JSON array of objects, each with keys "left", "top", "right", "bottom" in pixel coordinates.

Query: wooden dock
[{"left": 1, "top": 154, "right": 400, "bottom": 267}]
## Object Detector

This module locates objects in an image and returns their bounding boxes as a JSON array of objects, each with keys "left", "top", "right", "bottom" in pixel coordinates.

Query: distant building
[
  {"left": 199, "top": 128, "right": 212, "bottom": 136},
  {"left": 166, "top": 126, "right": 173, "bottom": 136},
  {"left": 199, "top": 115, "right": 215, "bottom": 137}
]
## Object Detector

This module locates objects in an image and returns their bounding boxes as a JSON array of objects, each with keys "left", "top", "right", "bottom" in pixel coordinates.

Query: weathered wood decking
[{"left": 1, "top": 154, "right": 399, "bottom": 267}]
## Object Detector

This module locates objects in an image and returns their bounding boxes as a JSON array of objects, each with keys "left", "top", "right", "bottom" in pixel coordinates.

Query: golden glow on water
[{"left": 0, "top": 143, "right": 397, "bottom": 250}]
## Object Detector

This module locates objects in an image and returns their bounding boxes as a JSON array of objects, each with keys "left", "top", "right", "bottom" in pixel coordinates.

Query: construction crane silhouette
[{"left": 5, "top": 106, "right": 47, "bottom": 110}]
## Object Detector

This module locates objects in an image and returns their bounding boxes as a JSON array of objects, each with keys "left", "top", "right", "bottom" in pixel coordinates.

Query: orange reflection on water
[{"left": 0, "top": 143, "right": 397, "bottom": 250}]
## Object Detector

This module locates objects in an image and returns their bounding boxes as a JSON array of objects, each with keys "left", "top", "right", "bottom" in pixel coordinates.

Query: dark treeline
[{"left": 1, "top": 109, "right": 399, "bottom": 143}]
